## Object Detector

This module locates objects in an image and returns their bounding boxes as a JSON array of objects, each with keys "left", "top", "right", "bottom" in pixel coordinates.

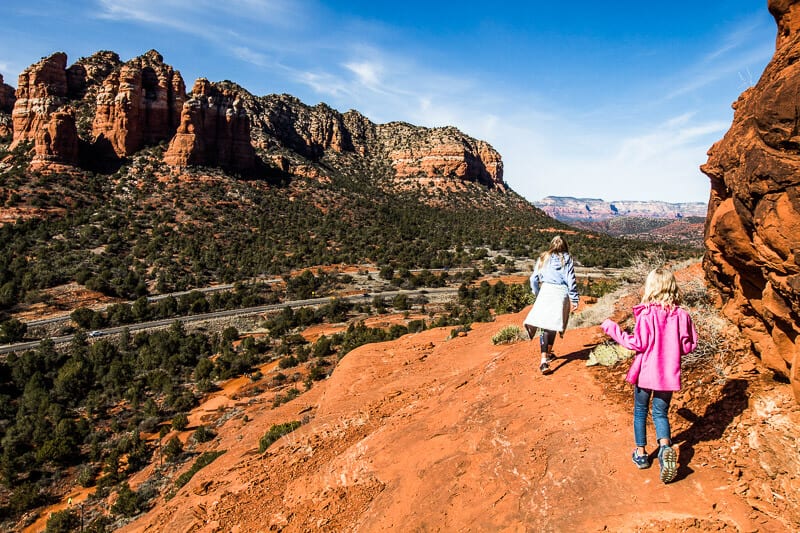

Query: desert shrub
[
  {"left": 586, "top": 342, "right": 634, "bottom": 366},
  {"left": 407, "top": 319, "right": 426, "bottom": 333},
  {"left": 45, "top": 508, "right": 80, "bottom": 532},
  {"left": 192, "top": 425, "right": 215, "bottom": 444},
  {"left": 491, "top": 325, "right": 524, "bottom": 345},
  {"left": 77, "top": 463, "right": 96, "bottom": 488},
  {"left": 162, "top": 436, "right": 183, "bottom": 462},
  {"left": 171, "top": 413, "right": 189, "bottom": 431},
  {"left": 174, "top": 450, "right": 226, "bottom": 491},
  {"left": 622, "top": 249, "right": 673, "bottom": 284},
  {"left": 272, "top": 387, "right": 300, "bottom": 408},
  {"left": 448, "top": 324, "right": 471, "bottom": 339},
  {"left": 259, "top": 421, "right": 302, "bottom": 453},
  {"left": 111, "top": 483, "right": 144, "bottom": 517},
  {"left": 278, "top": 355, "right": 299, "bottom": 369}
]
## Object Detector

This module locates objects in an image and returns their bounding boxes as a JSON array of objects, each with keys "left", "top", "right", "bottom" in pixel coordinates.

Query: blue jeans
[{"left": 633, "top": 385, "right": 673, "bottom": 447}]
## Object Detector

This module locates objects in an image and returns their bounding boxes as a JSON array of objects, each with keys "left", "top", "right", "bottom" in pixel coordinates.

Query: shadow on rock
[{"left": 671, "top": 378, "right": 749, "bottom": 481}]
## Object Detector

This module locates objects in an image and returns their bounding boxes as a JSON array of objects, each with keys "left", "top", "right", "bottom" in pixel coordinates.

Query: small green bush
[
  {"left": 193, "top": 425, "right": 215, "bottom": 444},
  {"left": 491, "top": 325, "right": 523, "bottom": 345},
  {"left": 259, "top": 421, "right": 302, "bottom": 453},
  {"left": 174, "top": 450, "right": 226, "bottom": 491}
]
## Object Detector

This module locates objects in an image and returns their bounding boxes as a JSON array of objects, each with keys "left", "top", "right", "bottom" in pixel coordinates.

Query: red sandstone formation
[
  {"left": 702, "top": 0, "right": 800, "bottom": 401},
  {"left": 31, "top": 108, "right": 79, "bottom": 167},
  {"left": 92, "top": 50, "right": 185, "bottom": 156},
  {"left": 5, "top": 48, "right": 503, "bottom": 189},
  {"left": 163, "top": 78, "right": 256, "bottom": 172},
  {"left": 10, "top": 52, "right": 70, "bottom": 150},
  {"left": 253, "top": 94, "right": 504, "bottom": 187},
  {"left": 380, "top": 123, "right": 504, "bottom": 188}
]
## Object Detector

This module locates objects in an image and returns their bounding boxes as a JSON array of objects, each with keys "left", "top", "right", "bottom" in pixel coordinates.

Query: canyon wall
[{"left": 701, "top": 0, "right": 800, "bottom": 400}]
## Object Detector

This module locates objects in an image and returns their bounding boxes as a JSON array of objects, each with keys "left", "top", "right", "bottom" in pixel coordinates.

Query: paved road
[{"left": 0, "top": 287, "right": 456, "bottom": 355}]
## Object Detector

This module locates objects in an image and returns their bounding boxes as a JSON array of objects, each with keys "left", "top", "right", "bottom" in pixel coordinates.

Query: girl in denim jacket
[{"left": 601, "top": 267, "right": 697, "bottom": 483}]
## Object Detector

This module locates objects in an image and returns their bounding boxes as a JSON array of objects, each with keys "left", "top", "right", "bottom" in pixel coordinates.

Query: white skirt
[{"left": 523, "top": 283, "right": 570, "bottom": 332}]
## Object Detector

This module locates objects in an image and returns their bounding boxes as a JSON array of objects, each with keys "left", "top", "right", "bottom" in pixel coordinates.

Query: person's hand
[{"left": 571, "top": 302, "right": 579, "bottom": 312}]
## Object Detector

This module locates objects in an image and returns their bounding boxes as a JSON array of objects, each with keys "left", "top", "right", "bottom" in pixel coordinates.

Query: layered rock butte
[
  {"left": 701, "top": 0, "right": 800, "bottom": 401},
  {"left": 534, "top": 196, "right": 707, "bottom": 221},
  {"left": 3, "top": 50, "right": 504, "bottom": 187}
]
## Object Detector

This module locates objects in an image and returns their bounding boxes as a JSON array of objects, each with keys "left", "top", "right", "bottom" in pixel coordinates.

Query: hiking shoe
[
  {"left": 539, "top": 362, "right": 552, "bottom": 375},
  {"left": 658, "top": 445, "right": 678, "bottom": 483},
  {"left": 632, "top": 450, "right": 650, "bottom": 469},
  {"left": 544, "top": 353, "right": 556, "bottom": 364}
]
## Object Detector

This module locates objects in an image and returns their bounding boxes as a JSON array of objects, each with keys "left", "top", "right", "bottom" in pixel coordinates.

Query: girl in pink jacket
[{"left": 601, "top": 268, "right": 697, "bottom": 483}]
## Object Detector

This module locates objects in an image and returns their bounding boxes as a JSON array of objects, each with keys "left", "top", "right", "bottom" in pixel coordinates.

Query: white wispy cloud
[{"left": 82, "top": 0, "right": 759, "bottom": 202}]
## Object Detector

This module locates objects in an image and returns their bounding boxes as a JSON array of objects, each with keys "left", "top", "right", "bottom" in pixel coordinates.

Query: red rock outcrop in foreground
[
  {"left": 92, "top": 50, "right": 185, "bottom": 156},
  {"left": 163, "top": 78, "right": 255, "bottom": 172},
  {"left": 702, "top": 0, "right": 800, "bottom": 401}
]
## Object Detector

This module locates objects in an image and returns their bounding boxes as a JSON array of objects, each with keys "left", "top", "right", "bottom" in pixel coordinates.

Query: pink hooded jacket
[{"left": 601, "top": 303, "right": 697, "bottom": 391}]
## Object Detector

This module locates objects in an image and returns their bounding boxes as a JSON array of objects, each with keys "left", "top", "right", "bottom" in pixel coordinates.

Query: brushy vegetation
[
  {"left": 259, "top": 421, "right": 303, "bottom": 453},
  {"left": 0, "top": 143, "right": 692, "bottom": 325},
  {"left": 174, "top": 450, "right": 226, "bottom": 491},
  {"left": 491, "top": 325, "right": 524, "bottom": 345}
]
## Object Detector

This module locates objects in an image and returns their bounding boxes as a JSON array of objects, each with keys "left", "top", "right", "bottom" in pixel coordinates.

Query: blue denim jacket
[{"left": 530, "top": 253, "right": 579, "bottom": 304}]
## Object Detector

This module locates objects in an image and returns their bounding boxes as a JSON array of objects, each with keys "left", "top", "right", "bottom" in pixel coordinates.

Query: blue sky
[{"left": 0, "top": 1, "right": 776, "bottom": 203}]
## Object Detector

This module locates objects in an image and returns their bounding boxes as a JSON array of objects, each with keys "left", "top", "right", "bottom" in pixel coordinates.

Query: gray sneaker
[
  {"left": 632, "top": 450, "right": 650, "bottom": 469},
  {"left": 658, "top": 445, "right": 678, "bottom": 483}
]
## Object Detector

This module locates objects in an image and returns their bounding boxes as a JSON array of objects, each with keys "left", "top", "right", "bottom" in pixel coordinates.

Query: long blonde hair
[
  {"left": 641, "top": 267, "right": 681, "bottom": 307},
  {"left": 537, "top": 235, "right": 569, "bottom": 270}
]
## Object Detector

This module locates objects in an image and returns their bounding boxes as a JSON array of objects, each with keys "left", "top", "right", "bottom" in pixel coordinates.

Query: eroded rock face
[
  {"left": 92, "top": 49, "right": 185, "bottom": 156},
  {"left": 253, "top": 94, "right": 505, "bottom": 187},
  {"left": 701, "top": 0, "right": 800, "bottom": 401},
  {"left": 10, "top": 52, "right": 70, "bottom": 149},
  {"left": 163, "top": 78, "right": 255, "bottom": 172},
  {"left": 379, "top": 123, "right": 504, "bottom": 188},
  {"left": 31, "top": 108, "right": 79, "bottom": 167}
]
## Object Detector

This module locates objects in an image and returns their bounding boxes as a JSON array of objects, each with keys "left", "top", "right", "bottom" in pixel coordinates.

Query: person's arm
[
  {"left": 564, "top": 254, "right": 579, "bottom": 309},
  {"left": 529, "top": 269, "right": 541, "bottom": 296},
  {"left": 680, "top": 311, "right": 698, "bottom": 355},
  {"left": 601, "top": 315, "right": 649, "bottom": 353}
]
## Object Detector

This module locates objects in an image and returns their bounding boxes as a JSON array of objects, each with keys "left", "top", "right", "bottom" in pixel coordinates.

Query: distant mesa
[{"left": 534, "top": 196, "right": 707, "bottom": 222}]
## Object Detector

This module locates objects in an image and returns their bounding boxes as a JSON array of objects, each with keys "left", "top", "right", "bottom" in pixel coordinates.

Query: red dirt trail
[{"left": 117, "top": 306, "right": 791, "bottom": 532}]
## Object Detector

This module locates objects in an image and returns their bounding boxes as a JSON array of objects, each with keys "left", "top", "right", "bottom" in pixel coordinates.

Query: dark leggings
[
  {"left": 539, "top": 329, "right": 556, "bottom": 354},
  {"left": 525, "top": 325, "right": 556, "bottom": 355}
]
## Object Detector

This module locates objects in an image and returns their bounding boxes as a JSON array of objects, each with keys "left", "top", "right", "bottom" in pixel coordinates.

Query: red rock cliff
[
  {"left": 701, "top": 0, "right": 800, "bottom": 401},
  {"left": 10, "top": 52, "right": 70, "bottom": 149},
  {"left": 163, "top": 78, "right": 256, "bottom": 172},
  {"left": 92, "top": 50, "right": 185, "bottom": 156},
  {"left": 379, "top": 123, "right": 504, "bottom": 188},
  {"left": 252, "top": 94, "right": 505, "bottom": 187},
  {"left": 9, "top": 52, "right": 80, "bottom": 166}
]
